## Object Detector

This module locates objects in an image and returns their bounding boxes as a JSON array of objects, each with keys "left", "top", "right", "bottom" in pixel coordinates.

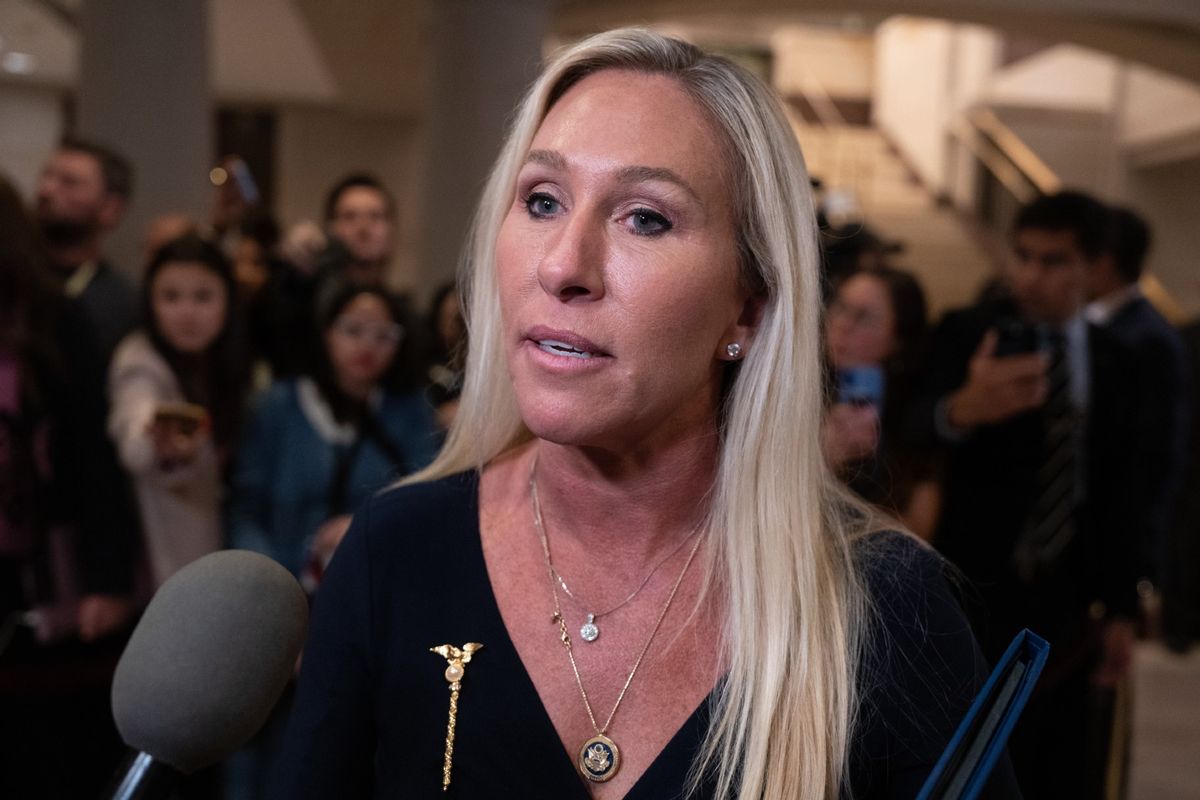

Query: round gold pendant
[{"left": 578, "top": 734, "right": 620, "bottom": 782}]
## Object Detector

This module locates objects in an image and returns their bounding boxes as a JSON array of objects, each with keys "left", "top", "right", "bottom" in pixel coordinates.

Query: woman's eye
[
  {"left": 628, "top": 209, "right": 672, "bottom": 236},
  {"left": 525, "top": 192, "right": 562, "bottom": 218}
]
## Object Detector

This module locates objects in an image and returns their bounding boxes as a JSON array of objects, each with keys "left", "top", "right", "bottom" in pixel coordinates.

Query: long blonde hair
[{"left": 407, "top": 29, "right": 870, "bottom": 800}]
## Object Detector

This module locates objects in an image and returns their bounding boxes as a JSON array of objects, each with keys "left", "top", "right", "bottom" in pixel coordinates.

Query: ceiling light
[{"left": 2, "top": 52, "right": 36, "bottom": 75}]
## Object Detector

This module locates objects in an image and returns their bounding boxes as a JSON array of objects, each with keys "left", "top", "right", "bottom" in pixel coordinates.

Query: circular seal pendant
[
  {"left": 578, "top": 734, "right": 620, "bottom": 782},
  {"left": 580, "top": 614, "right": 600, "bottom": 643}
]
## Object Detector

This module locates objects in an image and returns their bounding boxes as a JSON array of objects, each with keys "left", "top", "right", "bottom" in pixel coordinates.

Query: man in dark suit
[
  {"left": 33, "top": 137, "right": 139, "bottom": 366},
  {"left": 1085, "top": 207, "right": 1189, "bottom": 593},
  {"left": 1165, "top": 321, "right": 1200, "bottom": 649},
  {"left": 910, "top": 191, "right": 1139, "bottom": 798}
]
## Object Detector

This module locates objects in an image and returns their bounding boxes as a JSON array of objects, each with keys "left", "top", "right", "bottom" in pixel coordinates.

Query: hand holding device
[{"left": 947, "top": 329, "right": 1049, "bottom": 428}]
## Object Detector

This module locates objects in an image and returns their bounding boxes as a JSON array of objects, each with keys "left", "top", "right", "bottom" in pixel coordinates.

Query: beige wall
[
  {"left": 874, "top": 17, "right": 1005, "bottom": 198},
  {"left": 0, "top": 84, "right": 62, "bottom": 200},
  {"left": 1126, "top": 155, "right": 1200, "bottom": 318},
  {"left": 1122, "top": 65, "right": 1200, "bottom": 150},
  {"left": 275, "top": 106, "right": 423, "bottom": 293},
  {"left": 992, "top": 106, "right": 1116, "bottom": 195},
  {"left": 771, "top": 26, "right": 874, "bottom": 101},
  {"left": 873, "top": 17, "right": 956, "bottom": 192}
]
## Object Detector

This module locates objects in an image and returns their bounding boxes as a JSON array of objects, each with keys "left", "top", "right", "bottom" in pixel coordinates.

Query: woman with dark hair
[
  {"left": 824, "top": 265, "right": 941, "bottom": 537},
  {"left": 225, "top": 284, "right": 437, "bottom": 799},
  {"left": 108, "top": 233, "right": 250, "bottom": 587},
  {"left": 0, "top": 173, "right": 137, "bottom": 797},
  {"left": 229, "top": 284, "right": 438, "bottom": 582}
]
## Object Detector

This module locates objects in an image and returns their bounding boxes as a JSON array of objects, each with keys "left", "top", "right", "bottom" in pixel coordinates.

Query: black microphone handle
[{"left": 105, "top": 750, "right": 183, "bottom": 800}]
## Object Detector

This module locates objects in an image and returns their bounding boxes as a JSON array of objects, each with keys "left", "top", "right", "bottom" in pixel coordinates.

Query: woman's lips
[
  {"left": 524, "top": 326, "right": 609, "bottom": 357},
  {"left": 522, "top": 326, "right": 611, "bottom": 369}
]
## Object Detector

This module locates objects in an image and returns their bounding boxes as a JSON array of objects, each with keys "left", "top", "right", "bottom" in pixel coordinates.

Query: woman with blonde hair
[{"left": 275, "top": 29, "right": 1019, "bottom": 799}]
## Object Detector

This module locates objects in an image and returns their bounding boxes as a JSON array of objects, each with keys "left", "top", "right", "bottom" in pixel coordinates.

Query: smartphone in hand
[
  {"left": 151, "top": 403, "right": 210, "bottom": 465},
  {"left": 153, "top": 403, "right": 209, "bottom": 437},
  {"left": 836, "top": 365, "right": 885, "bottom": 410}
]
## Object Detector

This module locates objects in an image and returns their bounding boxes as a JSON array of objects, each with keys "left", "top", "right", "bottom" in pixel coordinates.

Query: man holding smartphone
[{"left": 911, "top": 191, "right": 1139, "bottom": 799}]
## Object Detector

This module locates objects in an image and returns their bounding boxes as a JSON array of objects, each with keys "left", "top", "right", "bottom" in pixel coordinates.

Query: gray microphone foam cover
[{"left": 111, "top": 550, "right": 308, "bottom": 774}]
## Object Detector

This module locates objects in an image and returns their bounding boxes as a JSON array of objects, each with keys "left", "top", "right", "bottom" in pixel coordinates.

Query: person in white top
[{"left": 109, "top": 233, "right": 250, "bottom": 587}]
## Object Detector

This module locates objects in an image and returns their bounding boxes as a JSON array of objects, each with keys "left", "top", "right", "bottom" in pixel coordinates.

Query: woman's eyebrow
[
  {"left": 613, "top": 165, "right": 701, "bottom": 204},
  {"left": 524, "top": 150, "right": 701, "bottom": 205},
  {"left": 525, "top": 149, "right": 567, "bottom": 170}
]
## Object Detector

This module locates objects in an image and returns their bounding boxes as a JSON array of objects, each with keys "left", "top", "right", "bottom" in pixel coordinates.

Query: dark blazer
[
  {"left": 273, "top": 474, "right": 1021, "bottom": 799},
  {"left": 908, "top": 300, "right": 1139, "bottom": 662},
  {"left": 76, "top": 260, "right": 138, "bottom": 368},
  {"left": 1104, "top": 295, "right": 1189, "bottom": 584},
  {"left": 1165, "top": 321, "right": 1200, "bottom": 642}
]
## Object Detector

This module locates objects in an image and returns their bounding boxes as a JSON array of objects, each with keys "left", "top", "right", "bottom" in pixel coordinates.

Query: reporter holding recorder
[
  {"left": 275, "top": 29, "right": 1021, "bottom": 799},
  {"left": 108, "top": 233, "right": 250, "bottom": 587}
]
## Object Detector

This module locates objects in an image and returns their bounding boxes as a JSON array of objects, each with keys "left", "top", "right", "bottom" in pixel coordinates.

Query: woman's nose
[{"left": 536, "top": 211, "right": 605, "bottom": 302}]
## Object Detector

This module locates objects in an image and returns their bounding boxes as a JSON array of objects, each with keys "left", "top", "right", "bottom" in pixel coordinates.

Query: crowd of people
[
  {"left": 0, "top": 139, "right": 463, "bottom": 798},
  {"left": 0, "top": 116, "right": 1195, "bottom": 798},
  {"left": 819, "top": 190, "right": 1194, "bottom": 797}
]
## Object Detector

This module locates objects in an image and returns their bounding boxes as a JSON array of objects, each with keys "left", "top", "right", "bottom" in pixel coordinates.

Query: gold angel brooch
[{"left": 430, "top": 642, "right": 484, "bottom": 791}]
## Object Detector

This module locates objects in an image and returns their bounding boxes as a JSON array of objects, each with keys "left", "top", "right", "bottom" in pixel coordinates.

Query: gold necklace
[
  {"left": 529, "top": 457, "right": 705, "bottom": 783},
  {"left": 551, "top": 517, "right": 702, "bottom": 644}
]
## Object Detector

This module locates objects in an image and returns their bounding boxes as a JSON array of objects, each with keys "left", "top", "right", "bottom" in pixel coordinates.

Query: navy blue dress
[{"left": 273, "top": 472, "right": 1021, "bottom": 799}]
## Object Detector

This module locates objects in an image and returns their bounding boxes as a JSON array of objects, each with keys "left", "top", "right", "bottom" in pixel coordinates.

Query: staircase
[{"left": 792, "top": 121, "right": 1001, "bottom": 318}]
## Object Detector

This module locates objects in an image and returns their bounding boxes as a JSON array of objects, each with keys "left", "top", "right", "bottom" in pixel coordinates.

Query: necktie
[{"left": 1015, "top": 331, "right": 1080, "bottom": 580}]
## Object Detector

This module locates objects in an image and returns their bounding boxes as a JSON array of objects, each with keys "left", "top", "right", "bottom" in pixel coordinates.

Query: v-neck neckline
[{"left": 459, "top": 471, "right": 721, "bottom": 800}]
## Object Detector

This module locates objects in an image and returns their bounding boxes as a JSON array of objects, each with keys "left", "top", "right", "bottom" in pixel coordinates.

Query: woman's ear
[{"left": 716, "top": 293, "right": 766, "bottom": 361}]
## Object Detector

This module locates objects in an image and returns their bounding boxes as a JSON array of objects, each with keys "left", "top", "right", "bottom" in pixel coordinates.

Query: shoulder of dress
[
  {"left": 356, "top": 471, "right": 480, "bottom": 552},
  {"left": 853, "top": 529, "right": 957, "bottom": 617}
]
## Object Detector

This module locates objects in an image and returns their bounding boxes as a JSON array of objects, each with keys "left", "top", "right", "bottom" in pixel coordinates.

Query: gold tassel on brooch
[{"left": 429, "top": 643, "right": 484, "bottom": 792}]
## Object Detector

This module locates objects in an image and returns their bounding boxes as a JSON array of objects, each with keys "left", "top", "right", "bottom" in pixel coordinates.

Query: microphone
[{"left": 106, "top": 550, "right": 308, "bottom": 799}]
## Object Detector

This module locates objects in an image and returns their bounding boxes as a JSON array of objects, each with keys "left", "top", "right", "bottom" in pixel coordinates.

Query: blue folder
[{"left": 916, "top": 628, "right": 1050, "bottom": 800}]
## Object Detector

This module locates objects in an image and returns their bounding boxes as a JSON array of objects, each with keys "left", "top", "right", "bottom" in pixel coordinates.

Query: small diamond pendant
[{"left": 580, "top": 613, "right": 599, "bottom": 642}]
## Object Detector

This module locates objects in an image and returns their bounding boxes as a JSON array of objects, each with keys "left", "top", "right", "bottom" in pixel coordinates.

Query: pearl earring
[{"left": 725, "top": 343, "right": 742, "bottom": 359}]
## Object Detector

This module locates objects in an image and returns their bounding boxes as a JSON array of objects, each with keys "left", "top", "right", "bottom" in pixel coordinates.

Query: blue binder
[{"left": 917, "top": 629, "right": 1050, "bottom": 800}]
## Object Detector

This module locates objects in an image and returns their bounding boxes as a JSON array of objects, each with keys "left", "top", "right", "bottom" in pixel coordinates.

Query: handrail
[
  {"left": 966, "top": 107, "right": 1062, "bottom": 196},
  {"left": 948, "top": 118, "right": 1039, "bottom": 204},
  {"left": 799, "top": 65, "right": 846, "bottom": 130},
  {"left": 952, "top": 110, "right": 1189, "bottom": 322}
]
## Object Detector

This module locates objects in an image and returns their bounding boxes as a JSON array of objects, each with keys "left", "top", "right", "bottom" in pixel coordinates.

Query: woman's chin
[
  {"left": 521, "top": 414, "right": 608, "bottom": 448},
  {"left": 516, "top": 398, "right": 624, "bottom": 449}
]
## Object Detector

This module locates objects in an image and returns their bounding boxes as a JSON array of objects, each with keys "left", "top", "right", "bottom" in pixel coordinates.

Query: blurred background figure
[
  {"left": 225, "top": 285, "right": 437, "bottom": 800},
  {"left": 33, "top": 137, "right": 138, "bottom": 367},
  {"left": 823, "top": 265, "right": 940, "bottom": 539},
  {"left": 424, "top": 280, "right": 466, "bottom": 430},
  {"left": 0, "top": 173, "right": 138, "bottom": 798},
  {"left": 142, "top": 212, "right": 198, "bottom": 265},
  {"left": 1166, "top": 319, "right": 1200, "bottom": 652},
  {"left": 1086, "top": 206, "right": 1189, "bottom": 613},
  {"left": 229, "top": 284, "right": 437, "bottom": 583},
  {"left": 108, "top": 234, "right": 250, "bottom": 589},
  {"left": 211, "top": 155, "right": 261, "bottom": 256},
  {"left": 910, "top": 191, "right": 1139, "bottom": 798}
]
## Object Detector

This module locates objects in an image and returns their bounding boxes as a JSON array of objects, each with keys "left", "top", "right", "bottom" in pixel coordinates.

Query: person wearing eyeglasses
[
  {"left": 823, "top": 266, "right": 941, "bottom": 539},
  {"left": 228, "top": 285, "right": 438, "bottom": 584},
  {"left": 224, "top": 284, "right": 437, "bottom": 799}
]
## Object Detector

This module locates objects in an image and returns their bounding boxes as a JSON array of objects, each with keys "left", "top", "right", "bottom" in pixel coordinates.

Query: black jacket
[{"left": 908, "top": 300, "right": 1139, "bottom": 661}]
